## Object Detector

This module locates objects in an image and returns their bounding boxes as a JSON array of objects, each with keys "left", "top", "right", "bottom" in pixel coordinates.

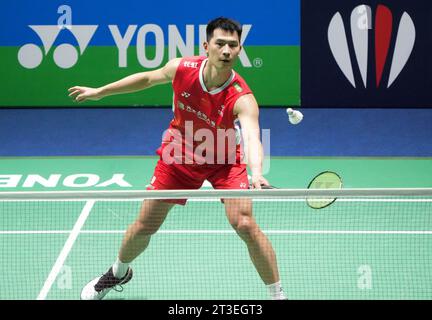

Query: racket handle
[
  {"left": 260, "top": 184, "right": 277, "bottom": 189},
  {"left": 248, "top": 184, "right": 277, "bottom": 189}
]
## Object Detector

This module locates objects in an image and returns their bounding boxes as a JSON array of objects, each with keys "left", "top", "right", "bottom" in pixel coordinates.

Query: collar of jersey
[{"left": 199, "top": 58, "right": 235, "bottom": 95}]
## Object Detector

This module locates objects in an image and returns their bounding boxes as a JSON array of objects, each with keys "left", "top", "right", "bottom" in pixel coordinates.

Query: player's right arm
[{"left": 68, "top": 58, "right": 181, "bottom": 103}]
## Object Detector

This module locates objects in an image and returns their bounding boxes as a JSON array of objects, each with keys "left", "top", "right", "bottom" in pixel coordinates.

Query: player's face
[{"left": 204, "top": 28, "right": 242, "bottom": 69}]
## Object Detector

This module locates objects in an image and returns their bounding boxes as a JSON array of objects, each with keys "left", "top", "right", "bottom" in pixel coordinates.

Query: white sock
[
  {"left": 112, "top": 257, "right": 129, "bottom": 279},
  {"left": 267, "top": 281, "right": 287, "bottom": 300}
]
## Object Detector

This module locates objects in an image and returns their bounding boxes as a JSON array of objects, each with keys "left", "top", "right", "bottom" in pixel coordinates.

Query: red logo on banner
[{"left": 328, "top": 4, "right": 416, "bottom": 88}]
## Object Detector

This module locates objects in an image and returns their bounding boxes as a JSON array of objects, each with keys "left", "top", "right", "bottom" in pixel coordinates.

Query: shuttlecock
[{"left": 287, "top": 108, "right": 303, "bottom": 125}]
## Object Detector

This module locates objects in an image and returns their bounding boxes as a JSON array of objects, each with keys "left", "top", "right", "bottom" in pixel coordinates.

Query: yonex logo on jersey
[
  {"left": 18, "top": 25, "right": 98, "bottom": 69},
  {"left": 181, "top": 92, "right": 191, "bottom": 98},
  {"left": 240, "top": 183, "right": 247, "bottom": 189},
  {"left": 328, "top": 4, "right": 416, "bottom": 88}
]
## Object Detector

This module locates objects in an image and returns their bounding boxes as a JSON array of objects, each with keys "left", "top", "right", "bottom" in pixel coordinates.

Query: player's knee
[{"left": 233, "top": 215, "right": 256, "bottom": 238}]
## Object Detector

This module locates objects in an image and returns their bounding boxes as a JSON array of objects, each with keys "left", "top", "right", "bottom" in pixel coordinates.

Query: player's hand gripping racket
[{"left": 254, "top": 171, "right": 343, "bottom": 209}]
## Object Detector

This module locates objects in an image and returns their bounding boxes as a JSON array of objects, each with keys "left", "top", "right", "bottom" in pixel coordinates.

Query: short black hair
[{"left": 206, "top": 17, "right": 242, "bottom": 42}]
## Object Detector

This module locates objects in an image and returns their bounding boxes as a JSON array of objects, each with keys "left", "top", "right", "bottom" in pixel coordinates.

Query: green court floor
[{"left": 1, "top": 156, "right": 431, "bottom": 300}]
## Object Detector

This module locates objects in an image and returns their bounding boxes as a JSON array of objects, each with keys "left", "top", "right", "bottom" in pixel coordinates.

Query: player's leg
[
  {"left": 223, "top": 199, "right": 276, "bottom": 278},
  {"left": 80, "top": 199, "right": 175, "bottom": 300},
  {"left": 118, "top": 199, "right": 175, "bottom": 264},
  {"left": 209, "top": 163, "right": 287, "bottom": 299},
  {"left": 224, "top": 199, "right": 286, "bottom": 299},
  {"left": 80, "top": 160, "right": 195, "bottom": 300}
]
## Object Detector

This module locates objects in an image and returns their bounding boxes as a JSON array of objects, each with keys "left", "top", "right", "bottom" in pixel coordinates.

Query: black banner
[
  {"left": 3, "top": 300, "right": 426, "bottom": 319},
  {"left": 301, "top": 0, "right": 432, "bottom": 107}
]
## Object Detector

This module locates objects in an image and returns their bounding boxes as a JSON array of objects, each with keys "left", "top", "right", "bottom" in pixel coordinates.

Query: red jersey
[{"left": 157, "top": 56, "right": 253, "bottom": 165}]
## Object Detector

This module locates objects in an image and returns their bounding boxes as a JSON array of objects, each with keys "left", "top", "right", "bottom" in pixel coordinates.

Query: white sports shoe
[{"left": 80, "top": 267, "right": 133, "bottom": 300}]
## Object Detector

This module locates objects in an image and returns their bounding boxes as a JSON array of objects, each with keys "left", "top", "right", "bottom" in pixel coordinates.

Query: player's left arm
[{"left": 233, "top": 94, "right": 269, "bottom": 189}]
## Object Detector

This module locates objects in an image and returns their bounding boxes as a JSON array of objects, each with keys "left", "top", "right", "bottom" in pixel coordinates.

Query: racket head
[{"left": 306, "top": 171, "right": 343, "bottom": 209}]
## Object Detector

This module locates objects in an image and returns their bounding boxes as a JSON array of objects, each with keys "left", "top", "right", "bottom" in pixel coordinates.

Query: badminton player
[{"left": 69, "top": 17, "right": 287, "bottom": 300}]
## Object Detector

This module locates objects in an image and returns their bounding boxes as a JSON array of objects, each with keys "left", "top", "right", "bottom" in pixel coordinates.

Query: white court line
[
  {"left": 0, "top": 230, "right": 71, "bottom": 234},
  {"left": 3, "top": 199, "right": 432, "bottom": 203},
  {"left": 82, "top": 230, "right": 432, "bottom": 235},
  {"left": 188, "top": 199, "right": 432, "bottom": 202},
  {"left": 36, "top": 200, "right": 95, "bottom": 300},
  {"left": 2, "top": 229, "right": 432, "bottom": 235}
]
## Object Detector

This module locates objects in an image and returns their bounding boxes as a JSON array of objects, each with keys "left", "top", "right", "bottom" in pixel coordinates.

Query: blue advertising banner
[
  {"left": 0, "top": 0, "right": 300, "bottom": 107},
  {"left": 0, "top": 0, "right": 300, "bottom": 46},
  {"left": 301, "top": 0, "right": 432, "bottom": 107}
]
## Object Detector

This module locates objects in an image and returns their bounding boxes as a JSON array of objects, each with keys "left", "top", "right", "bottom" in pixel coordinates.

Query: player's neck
[{"left": 202, "top": 61, "right": 232, "bottom": 91}]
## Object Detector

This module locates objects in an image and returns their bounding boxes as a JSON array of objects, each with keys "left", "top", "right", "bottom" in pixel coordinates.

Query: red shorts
[{"left": 146, "top": 160, "right": 249, "bottom": 205}]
